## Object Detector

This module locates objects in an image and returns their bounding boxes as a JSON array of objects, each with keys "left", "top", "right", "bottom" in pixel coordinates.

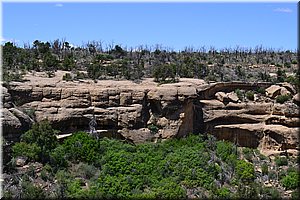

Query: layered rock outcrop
[
  {"left": 1, "top": 71, "right": 299, "bottom": 154},
  {"left": 2, "top": 75, "right": 205, "bottom": 143},
  {"left": 200, "top": 83, "right": 299, "bottom": 154}
]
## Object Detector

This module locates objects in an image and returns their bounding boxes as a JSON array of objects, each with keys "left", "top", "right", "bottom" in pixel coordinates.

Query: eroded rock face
[
  {"left": 3, "top": 78, "right": 205, "bottom": 143},
  {"left": 2, "top": 74, "right": 299, "bottom": 155},
  {"left": 201, "top": 94, "right": 299, "bottom": 153},
  {"left": 2, "top": 107, "right": 34, "bottom": 141}
]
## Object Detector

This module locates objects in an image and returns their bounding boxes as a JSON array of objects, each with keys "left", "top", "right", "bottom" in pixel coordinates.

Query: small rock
[
  {"left": 15, "top": 156, "right": 27, "bottom": 167},
  {"left": 156, "top": 117, "right": 169, "bottom": 128}
]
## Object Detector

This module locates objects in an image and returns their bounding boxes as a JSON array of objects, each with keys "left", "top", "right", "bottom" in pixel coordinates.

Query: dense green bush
[
  {"left": 281, "top": 171, "right": 299, "bottom": 190},
  {"left": 12, "top": 142, "right": 41, "bottom": 161},
  {"left": 275, "top": 156, "right": 288, "bottom": 166},
  {"left": 257, "top": 87, "right": 266, "bottom": 94},
  {"left": 62, "top": 131, "right": 101, "bottom": 164},
  {"left": 215, "top": 187, "right": 231, "bottom": 198},
  {"left": 153, "top": 64, "right": 177, "bottom": 83},
  {"left": 50, "top": 145, "right": 68, "bottom": 170},
  {"left": 216, "top": 140, "right": 237, "bottom": 162},
  {"left": 276, "top": 94, "right": 291, "bottom": 104},
  {"left": 19, "top": 121, "right": 59, "bottom": 163},
  {"left": 8, "top": 125, "right": 294, "bottom": 199},
  {"left": 235, "top": 160, "right": 255, "bottom": 183}
]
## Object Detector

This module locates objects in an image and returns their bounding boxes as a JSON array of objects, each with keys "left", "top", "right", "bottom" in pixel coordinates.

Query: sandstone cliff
[{"left": 2, "top": 71, "right": 299, "bottom": 155}]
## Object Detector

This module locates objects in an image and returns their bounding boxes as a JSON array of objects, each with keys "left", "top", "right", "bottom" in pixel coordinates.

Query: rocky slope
[{"left": 2, "top": 71, "right": 299, "bottom": 155}]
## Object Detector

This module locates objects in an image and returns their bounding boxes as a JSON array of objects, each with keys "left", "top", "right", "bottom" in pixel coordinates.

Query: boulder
[
  {"left": 2, "top": 86, "right": 12, "bottom": 108},
  {"left": 266, "top": 85, "right": 281, "bottom": 98},
  {"left": 292, "top": 93, "right": 300, "bottom": 104},
  {"left": 215, "top": 92, "right": 227, "bottom": 102},
  {"left": 280, "top": 87, "right": 291, "bottom": 96},
  {"left": 227, "top": 92, "right": 239, "bottom": 102},
  {"left": 156, "top": 117, "right": 169, "bottom": 128},
  {"left": 2, "top": 108, "right": 22, "bottom": 135},
  {"left": 9, "top": 108, "right": 34, "bottom": 131},
  {"left": 118, "top": 128, "right": 153, "bottom": 143},
  {"left": 280, "top": 82, "right": 296, "bottom": 95}
]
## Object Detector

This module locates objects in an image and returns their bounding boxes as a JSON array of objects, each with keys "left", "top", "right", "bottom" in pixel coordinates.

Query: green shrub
[
  {"left": 206, "top": 74, "right": 217, "bottom": 82},
  {"left": 62, "top": 131, "right": 100, "bottom": 164},
  {"left": 153, "top": 64, "right": 177, "bottom": 83},
  {"left": 276, "top": 94, "right": 291, "bottom": 104},
  {"left": 278, "top": 169, "right": 286, "bottom": 180},
  {"left": 258, "top": 186, "right": 280, "bottom": 199},
  {"left": 148, "top": 124, "right": 159, "bottom": 134},
  {"left": 261, "top": 163, "right": 268, "bottom": 175},
  {"left": 75, "top": 71, "right": 86, "bottom": 79},
  {"left": 275, "top": 156, "right": 288, "bottom": 166},
  {"left": 50, "top": 145, "right": 68, "bottom": 170},
  {"left": 268, "top": 170, "right": 277, "bottom": 180},
  {"left": 41, "top": 168, "right": 49, "bottom": 181},
  {"left": 216, "top": 140, "right": 237, "bottom": 162},
  {"left": 291, "top": 189, "right": 299, "bottom": 199},
  {"left": 245, "top": 90, "right": 255, "bottom": 101},
  {"left": 153, "top": 178, "right": 186, "bottom": 199},
  {"left": 281, "top": 171, "right": 299, "bottom": 190},
  {"left": 55, "top": 170, "right": 72, "bottom": 199},
  {"left": 67, "top": 179, "right": 86, "bottom": 198},
  {"left": 76, "top": 162, "right": 97, "bottom": 179},
  {"left": 242, "top": 147, "right": 253, "bottom": 161},
  {"left": 12, "top": 142, "right": 41, "bottom": 161},
  {"left": 235, "top": 160, "right": 255, "bottom": 183},
  {"left": 20, "top": 121, "right": 59, "bottom": 163},
  {"left": 291, "top": 60, "right": 298, "bottom": 64},
  {"left": 62, "top": 73, "right": 72, "bottom": 81},
  {"left": 257, "top": 87, "right": 266, "bottom": 94},
  {"left": 236, "top": 182, "right": 258, "bottom": 199},
  {"left": 277, "top": 68, "right": 286, "bottom": 82},
  {"left": 62, "top": 56, "right": 75, "bottom": 71},
  {"left": 20, "top": 181, "right": 45, "bottom": 199},
  {"left": 235, "top": 89, "right": 243, "bottom": 100},
  {"left": 287, "top": 166, "right": 297, "bottom": 173},
  {"left": 215, "top": 187, "right": 231, "bottom": 198}
]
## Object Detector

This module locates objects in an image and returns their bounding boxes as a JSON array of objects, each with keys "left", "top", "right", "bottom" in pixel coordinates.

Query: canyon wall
[{"left": 2, "top": 74, "right": 299, "bottom": 154}]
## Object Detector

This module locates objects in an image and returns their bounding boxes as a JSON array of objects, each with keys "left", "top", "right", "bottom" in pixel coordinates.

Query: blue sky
[{"left": 2, "top": 2, "right": 298, "bottom": 51}]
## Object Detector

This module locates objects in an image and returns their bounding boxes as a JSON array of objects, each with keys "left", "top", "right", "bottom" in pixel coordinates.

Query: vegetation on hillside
[
  {"left": 2, "top": 40, "right": 299, "bottom": 89},
  {"left": 4, "top": 122, "right": 299, "bottom": 199}
]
